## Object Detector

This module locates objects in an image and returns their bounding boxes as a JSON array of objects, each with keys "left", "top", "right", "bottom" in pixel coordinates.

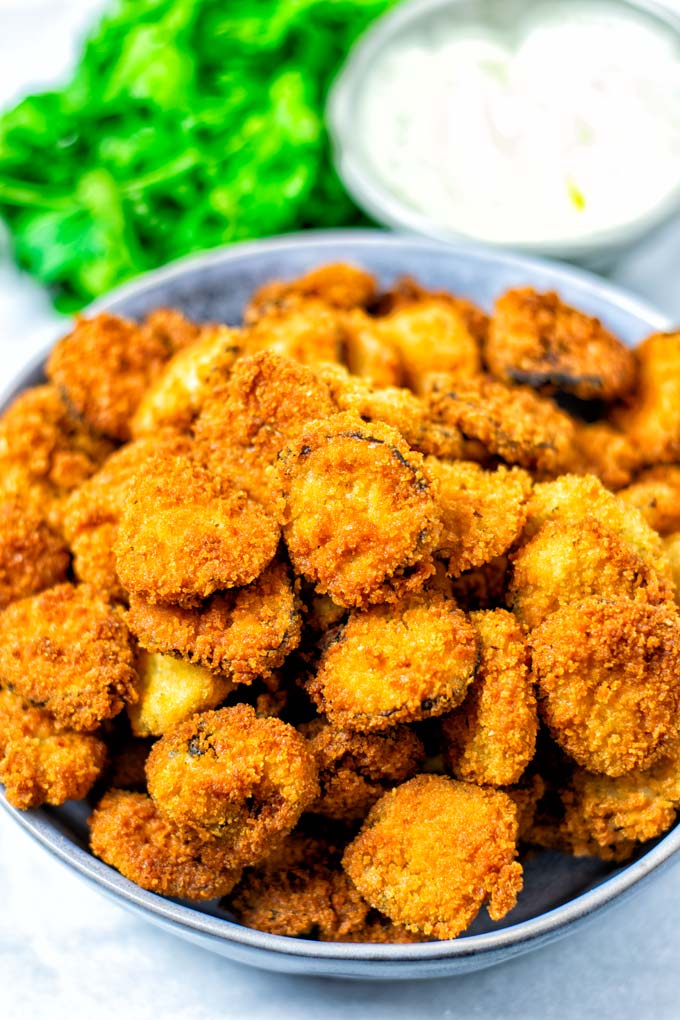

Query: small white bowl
[{"left": 328, "top": 0, "right": 680, "bottom": 269}]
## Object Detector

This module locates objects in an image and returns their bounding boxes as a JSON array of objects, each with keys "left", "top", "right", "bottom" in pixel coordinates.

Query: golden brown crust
[
  {"left": 486, "top": 288, "right": 635, "bottom": 400},
  {"left": 89, "top": 790, "right": 243, "bottom": 900},
  {"left": 277, "top": 412, "right": 442, "bottom": 608},
  {"left": 146, "top": 705, "right": 319, "bottom": 863},
  {"left": 0, "top": 582, "right": 136, "bottom": 731},
  {"left": 308, "top": 590, "right": 478, "bottom": 731},
  {"left": 427, "top": 374, "right": 578, "bottom": 477},
  {"left": 245, "top": 263, "right": 377, "bottom": 320},
  {"left": 114, "top": 446, "right": 279, "bottom": 606},
  {"left": 532, "top": 596, "right": 680, "bottom": 777},
  {"left": 0, "top": 498, "right": 70, "bottom": 608},
  {"left": 243, "top": 299, "right": 345, "bottom": 366},
  {"left": 126, "top": 560, "right": 301, "bottom": 684},
  {"left": 303, "top": 719, "right": 425, "bottom": 821},
  {"left": 443, "top": 609, "right": 537, "bottom": 786},
  {"left": 193, "top": 351, "right": 336, "bottom": 505},
  {"left": 47, "top": 313, "right": 176, "bottom": 441},
  {"left": 428, "top": 459, "right": 532, "bottom": 576},
  {"left": 342, "top": 775, "right": 523, "bottom": 939},
  {"left": 613, "top": 331, "right": 680, "bottom": 465},
  {"left": 340, "top": 308, "right": 402, "bottom": 387},
  {"left": 572, "top": 422, "right": 642, "bottom": 491},
  {"left": 619, "top": 465, "right": 680, "bottom": 535}
]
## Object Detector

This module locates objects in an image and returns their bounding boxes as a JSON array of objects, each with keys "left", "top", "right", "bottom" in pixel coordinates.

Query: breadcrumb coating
[
  {"left": 146, "top": 705, "right": 319, "bottom": 862},
  {"left": 0, "top": 384, "right": 112, "bottom": 526},
  {"left": 613, "top": 331, "right": 680, "bottom": 465},
  {"left": 427, "top": 459, "right": 532, "bottom": 576},
  {"left": 340, "top": 308, "right": 402, "bottom": 387},
  {"left": 0, "top": 687, "right": 106, "bottom": 809},
  {"left": 486, "top": 288, "right": 635, "bottom": 400},
  {"left": 127, "top": 651, "right": 234, "bottom": 737},
  {"left": 47, "top": 312, "right": 179, "bottom": 441},
  {"left": 572, "top": 422, "right": 641, "bottom": 491},
  {"left": 443, "top": 609, "right": 537, "bottom": 786},
  {"left": 619, "top": 465, "right": 680, "bottom": 535},
  {"left": 0, "top": 498, "right": 69, "bottom": 608},
  {"left": 277, "top": 412, "right": 442, "bottom": 608},
  {"left": 372, "top": 277, "right": 489, "bottom": 346},
  {"left": 0, "top": 582, "right": 136, "bottom": 731},
  {"left": 126, "top": 560, "right": 301, "bottom": 684},
  {"left": 245, "top": 263, "right": 377, "bottom": 320},
  {"left": 131, "top": 325, "right": 242, "bottom": 437},
  {"left": 115, "top": 446, "right": 279, "bottom": 606},
  {"left": 510, "top": 517, "right": 674, "bottom": 630},
  {"left": 308, "top": 589, "right": 478, "bottom": 731},
  {"left": 193, "top": 351, "right": 336, "bottom": 505},
  {"left": 532, "top": 596, "right": 680, "bottom": 777},
  {"left": 244, "top": 298, "right": 345, "bottom": 366},
  {"left": 427, "top": 374, "right": 578, "bottom": 477},
  {"left": 342, "top": 775, "right": 523, "bottom": 939},
  {"left": 90, "top": 790, "right": 243, "bottom": 900},
  {"left": 665, "top": 533, "right": 680, "bottom": 605},
  {"left": 302, "top": 718, "right": 425, "bottom": 821}
]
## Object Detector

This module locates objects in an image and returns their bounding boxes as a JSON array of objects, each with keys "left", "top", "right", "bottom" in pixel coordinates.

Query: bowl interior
[{"left": 1, "top": 229, "right": 677, "bottom": 977}]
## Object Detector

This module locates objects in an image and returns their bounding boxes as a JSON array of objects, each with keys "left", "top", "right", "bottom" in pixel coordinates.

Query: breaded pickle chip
[
  {"left": 244, "top": 299, "right": 345, "bottom": 366},
  {"left": 126, "top": 560, "right": 301, "bottom": 684},
  {"left": 90, "top": 790, "right": 242, "bottom": 900},
  {"left": 572, "top": 422, "right": 641, "bottom": 491},
  {"left": 619, "top": 464, "right": 680, "bottom": 535},
  {"left": 193, "top": 351, "right": 336, "bottom": 504},
  {"left": 486, "top": 288, "right": 635, "bottom": 400},
  {"left": 0, "top": 498, "right": 69, "bottom": 608},
  {"left": 0, "top": 687, "right": 106, "bottom": 809},
  {"left": 63, "top": 432, "right": 191, "bottom": 602},
  {"left": 131, "top": 325, "right": 242, "bottom": 437},
  {"left": 0, "top": 582, "right": 136, "bottom": 731},
  {"left": 427, "top": 374, "right": 578, "bottom": 477},
  {"left": 245, "top": 263, "right": 377, "bottom": 319},
  {"left": 115, "top": 448, "right": 279, "bottom": 606},
  {"left": 277, "top": 412, "right": 442, "bottom": 608},
  {"left": 343, "top": 775, "right": 523, "bottom": 939},
  {"left": 613, "top": 331, "right": 680, "bottom": 465},
  {"left": 510, "top": 517, "right": 674, "bottom": 629},
  {"left": 146, "top": 705, "right": 319, "bottom": 862},
  {"left": 340, "top": 308, "right": 402, "bottom": 387},
  {"left": 665, "top": 533, "right": 680, "bottom": 604},
  {"left": 127, "top": 651, "right": 234, "bottom": 737},
  {"left": 532, "top": 596, "right": 680, "bottom": 777},
  {"left": 47, "top": 312, "right": 180, "bottom": 441},
  {"left": 303, "top": 718, "right": 425, "bottom": 821},
  {"left": 443, "top": 609, "right": 537, "bottom": 786},
  {"left": 308, "top": 590, "right": 478, "bottom": 731},
  {"left": 427, "top": 459, "right": 532, "bottom": 576}
]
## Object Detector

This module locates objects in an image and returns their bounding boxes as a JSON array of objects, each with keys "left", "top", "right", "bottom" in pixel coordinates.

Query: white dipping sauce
[{"left": 356, "top": 1, "right": 680, "bottom": 243}]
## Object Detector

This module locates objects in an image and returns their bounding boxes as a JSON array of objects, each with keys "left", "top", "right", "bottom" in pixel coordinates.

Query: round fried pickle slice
[
  {"left": 486, "top": 288, "right": 635, "bottom": 400},
  {"left": 302, "top": 718, "right": 425, "bottom": 821},
  {"left": 0, "top": 582, "right": 137, "bottom": 731},
  {"left": 619, "top": 464, "right": 680, "bottom": 535},
  {"left": 532, "top": 596, "right": 680, "bottom": 777},
  {"left": 0, "top": 498, "right": 70, "bottom": 609},
  {"left": 342, "top": 775, "right": 523, "bottom": 940},
  {"left": 510, "top": 517, "right": 674, "bottom": 630},
  {"left": 612, "top": 331, "right": 680, "bottom": 465},
  {"left": 426, "top": 374, "right": 578, "bottom": 477},
  {"left": 427, "top": 459, "right": 532, "bottom": 576},
  {"left": 126, "top": 560, "right": 301, "bottom": 684},
  {"left": 89, "top": 790, "right": 242, "bottom": 900},
  {"left": 115, "top": 447, "right": 279, "bottom": 606},
  {"left": 245, "top": 263, "right": 377, "bottom": 320},
  {"left": 442, "top": 609, "right": 537, "bottom": 786},
  {"left": 307, "top": 590, "right": 478, "bottom": 732},
  {"left": 146, "top": 705, "right": 319, "bottom": 862},
  {"left": 276, "top": 412, "right": 442, "bottom": 608}
]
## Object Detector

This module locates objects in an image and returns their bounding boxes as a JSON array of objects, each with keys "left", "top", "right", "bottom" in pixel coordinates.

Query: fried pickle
[
  {"left": 613, "top": 331, "right": 680, "bottom": 465},
  {"left": 342, "top": 775, "right": 523, "bottom": 939},
  {"left": 486, "top": 288, "right": 635, "bottom": 400},
  {"left": 127, "top": 651, "right": 234, "bottom": 737},
  {"left": 619, "top": 464, "right": 680, "bottom": 535},
  {"left": 90, "top": 789, "right": 242, "bottom": 900},
  {"left": 308, "top": 589, "right": 478, "bottom": 732},
  {"left": 443, "top": 609, "right": 537, "bottom": 786},
  {"left": 0, "top": 582, "right": 136, "bottom": 731},
  {"left": 126, "top": 560, "right": 301, "bottom": 684},
  {"left": 0, "top": 498, "right": 69, "bottom": 608},
  {"left": 532, "top": 595, "right": 680, "bottom": 777},
  {"left": 146, "top": 705, "right": 319, "bottom": 863},
  {"left": 277, "top": 412, "right": 442, "bottom": 608},
  {"left": 245, "top": 263, "right": 377, "bottom": 319}
]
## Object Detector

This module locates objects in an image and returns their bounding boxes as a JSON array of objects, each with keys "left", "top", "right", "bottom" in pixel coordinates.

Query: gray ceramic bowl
[{"left": 0, "top": 230, "right": 677, "bottom": 980}]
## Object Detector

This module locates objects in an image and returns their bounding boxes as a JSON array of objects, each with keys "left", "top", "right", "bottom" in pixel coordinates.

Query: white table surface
[{"left": 4, "top": 3, "right": 680, "bottom": 1017}]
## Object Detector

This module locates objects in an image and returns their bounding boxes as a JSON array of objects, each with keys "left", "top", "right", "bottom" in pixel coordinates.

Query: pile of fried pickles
[{"left": 1, "top": 263, "right": 680, "bottom": 943}]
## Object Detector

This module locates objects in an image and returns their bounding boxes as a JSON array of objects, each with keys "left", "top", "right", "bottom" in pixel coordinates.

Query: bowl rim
[
  {"left": 1, "top": 226, "right": 677, "bottom": 964},
  {"left": 327, "top": 0, "right": 680, "bottom": 258}
]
